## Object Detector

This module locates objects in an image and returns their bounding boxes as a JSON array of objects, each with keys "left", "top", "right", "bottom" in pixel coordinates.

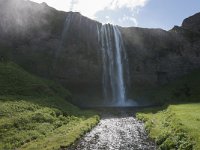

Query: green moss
[
  {"left": 20, "top": 115, "right": 99, "bottom": 150},
  {"left": 137, "top": 104, "right": 200, "bottom": 149},
  {"left": 134, "top": 70, "right": 200, "bottom": 105},
  {"left": 0, "top": 62, "right": 71, "bottom": 98},
  {"left": 0, "top": 99, "right": 99, "bottom": 149},
  {"left": 0, "top": 62, "right": 99, "bottom": 149}
]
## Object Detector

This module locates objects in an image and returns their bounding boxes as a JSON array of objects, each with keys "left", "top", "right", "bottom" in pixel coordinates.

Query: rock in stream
[{"left": 69, "top": 108, "right": 156, "bottom": 150}]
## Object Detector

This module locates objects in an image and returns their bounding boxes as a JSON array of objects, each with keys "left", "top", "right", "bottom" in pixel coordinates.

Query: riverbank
[
  {"left": 69, "top": 108, "right": 156, "bottom": 150},
  {"left": 137, "top": 103, "right": 200, "bottom": 149},
  {"left": 0, "top": 62, "right": 99, "bottom": 149}
]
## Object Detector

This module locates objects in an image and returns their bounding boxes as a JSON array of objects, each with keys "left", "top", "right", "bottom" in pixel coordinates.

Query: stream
[{"left": 69, "top": 108, "right": 156, "bottom": 150}]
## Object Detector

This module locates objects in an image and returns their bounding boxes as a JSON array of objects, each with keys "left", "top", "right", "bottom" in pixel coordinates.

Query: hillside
[
  {"left": 0, "top": 62, "right": 99, "bottom": 149},
  {"left": 0, "top": 62, "right": 70, "bottom": 97}
]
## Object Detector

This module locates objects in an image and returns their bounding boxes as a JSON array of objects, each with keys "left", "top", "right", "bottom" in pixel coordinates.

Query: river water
[{"left": 69, "top": 108, "right": 156, "bottom": 150}]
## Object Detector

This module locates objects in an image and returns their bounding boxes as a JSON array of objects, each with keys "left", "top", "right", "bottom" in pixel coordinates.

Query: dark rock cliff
[
  {"left": 121, "top": 26, "right": 200, "bottom": 91},
  {"left": 0, "top": 0, "right": 200, "bottom": 104},
  {"left": 182, "top": 12, "right": 200, "bottom": 33}
]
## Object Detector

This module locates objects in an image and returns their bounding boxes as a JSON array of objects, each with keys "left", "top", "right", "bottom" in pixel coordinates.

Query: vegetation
[
  {"left": 154, "top": 70, "right": 200, "bottom": 103},
  {"left": 133, "top": 69, "right": 200, "bottom": 105},
  {"left": 135, "top": 69, "right": 200, "bottom": 149},
  {"left": 137, "top": 104, "right": 200, "bottom": 150},
  {"left": 0, "top": 62, "right": 99, "bottom": 149}
]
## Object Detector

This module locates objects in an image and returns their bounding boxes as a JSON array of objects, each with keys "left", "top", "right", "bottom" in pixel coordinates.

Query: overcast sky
[{"left": 30, "top": 0, "right": 200, "bottom": 30}]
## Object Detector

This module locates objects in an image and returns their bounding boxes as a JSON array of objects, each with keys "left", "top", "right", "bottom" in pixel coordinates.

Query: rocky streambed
[{"left": 69, "top": 108, "right": 156, "bottom": 150}]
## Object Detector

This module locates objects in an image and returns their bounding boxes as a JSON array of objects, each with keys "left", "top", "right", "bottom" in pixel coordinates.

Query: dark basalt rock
[
  {"left": 120, "top": 24, "right": 200, "bottom": 91},
  {"left": 182, "top": 12, "right": 200, "bottom": 33}
]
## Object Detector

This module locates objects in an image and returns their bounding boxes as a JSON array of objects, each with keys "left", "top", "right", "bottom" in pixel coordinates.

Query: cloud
[
  {"left": 30, "top": 0, "right": 149, "bottom": 27},
  {"left": 93, "top": 0, "right": 148, "bottom": 27},
  {"left": 95, "top": 6, "right": 140, "bottom": 27},
  {"left": 69, "top": 0, "right": 148, "bottom": 18},
  {"left": 69, "top": 0, "right": 78, "bottom": 11},
  {"left": 109, "top": 0, "right": 148, "bottom": 10}
]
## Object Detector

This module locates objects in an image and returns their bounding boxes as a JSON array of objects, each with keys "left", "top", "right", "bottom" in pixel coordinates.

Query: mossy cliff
[{"left": 0, "top": 0, "right": 200, "bottom": 105}]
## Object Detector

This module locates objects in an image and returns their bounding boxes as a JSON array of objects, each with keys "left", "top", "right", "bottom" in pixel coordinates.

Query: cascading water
[
  {"left": 55, "top": 13, "right": 73, "bottom": 58},
  {"left": 56, "top": 12, "right": 136, "bottom": 106},
  {"left": 98, "top": 24, "right": 131, "bottom": 106}
]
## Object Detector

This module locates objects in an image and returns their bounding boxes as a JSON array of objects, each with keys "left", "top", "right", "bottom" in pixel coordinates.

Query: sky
[{"left": 30, "top": 0, "right": 200, "bottom": 30}]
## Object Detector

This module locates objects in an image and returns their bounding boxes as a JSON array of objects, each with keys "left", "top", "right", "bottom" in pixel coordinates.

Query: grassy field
[
  {"left": 0, "top": 62, "right": 99, "bottom": 149},
  {"left": 135, "top": 69, "right": 200, "bottom": 149},
  {"left": 137, "top": 104, "right": 200, "bottom": 150}
]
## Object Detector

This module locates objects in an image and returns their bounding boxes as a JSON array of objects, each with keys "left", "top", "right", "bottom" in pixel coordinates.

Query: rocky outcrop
[
  {"left": 182, "top": 12, "right": 200, "bottom": 33},
  {"left": 0, "top": 0, "right": 200, "bottom": 103},
  {"left": 120, "top": 25, "right": 200, "bottom": 92}
]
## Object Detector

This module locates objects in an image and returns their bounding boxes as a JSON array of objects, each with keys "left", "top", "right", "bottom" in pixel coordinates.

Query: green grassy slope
[
  {"left": 136, "top": 70, "right": 200, "bottom": 149},
  {"left": 0, "top": 62, "right": 99, "bottom": 149},
  {"left": 137, "top": 104, "right": 200, "bottom": 150},
  {"left": 0, "top": 62, "right": 71, "bottom": 97}
]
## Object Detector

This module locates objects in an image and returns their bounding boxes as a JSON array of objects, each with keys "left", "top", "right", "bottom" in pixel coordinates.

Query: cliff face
[
  {"left": 52, "top": 12, "right": 102, "bottom": 91},
  {"left": 182, "top": 12, "right": 200, "bottom": 33},
  {"left": 0, "top": 0, "right": 66, "bottom": 76},
  {"left": 0, "top": 0, "right": 103, "bottom": 98},
  {"left": 121, "top": 12, "right": 200, "bottom": 90},
  {"left": 121, "top": 26, "right": 200, "bottom": 91},
  {"left": 0, "top": 0, "right": 200, "bottom": 103}
]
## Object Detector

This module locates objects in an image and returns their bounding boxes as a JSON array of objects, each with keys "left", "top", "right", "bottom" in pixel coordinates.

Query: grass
[
  {"left": 0, "top": 62, "right": 71, "bottom": 97},
  {"left": 133, "top": 66, "right": 200, "bottom": 149},
  {"left": 21, "top": 115, "right": 98, "bottom": 150},
  {"left": 0, "top": 62, "right": 99, "bottom": 149},
  {"left": 137, "top": 104, "right": 200, "bottom": 150}
]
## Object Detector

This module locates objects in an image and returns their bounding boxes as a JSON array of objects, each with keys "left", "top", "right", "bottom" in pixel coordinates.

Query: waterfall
[
  {"left": 98, "top": 24, "right": 129, "bottom": 106},
  {"left": 55, "top": 12, "right": 136, "bottom": 106},
  {"left": 54, "top": 12, "right": 73, "bottom": 60}
]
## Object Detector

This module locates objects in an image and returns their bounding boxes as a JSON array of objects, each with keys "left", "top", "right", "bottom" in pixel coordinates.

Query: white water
[
  {"left": 71, "top": 109, "right": 156, "bottom": 150},
  {"left": 54, "top": 12, "right": 73, "bottom": 60},
  {"left": 57, "top": 14, "right": 136, "bottom": 106},
  {"left": 98, "top": 24, "right": 133, "bottom": 106}
]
